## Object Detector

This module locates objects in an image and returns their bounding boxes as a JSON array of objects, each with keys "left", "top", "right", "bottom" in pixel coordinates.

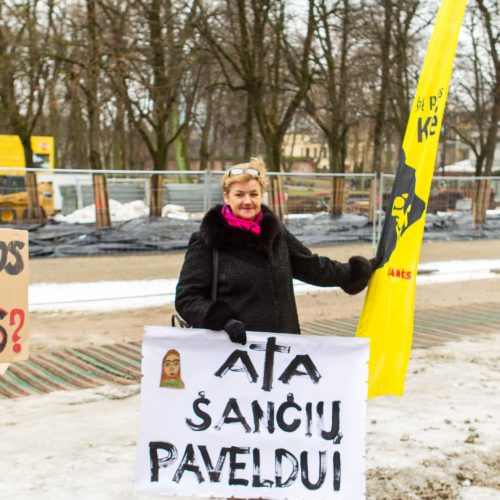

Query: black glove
[
  {"left": 204, "top": 301, "right": 236, "bottom": 330},
  {"left": 223, "top": 319, "right": 247, "bottom": 345},
  {"left": 341, "top": 256, "right": 373, "bottom": 295}
]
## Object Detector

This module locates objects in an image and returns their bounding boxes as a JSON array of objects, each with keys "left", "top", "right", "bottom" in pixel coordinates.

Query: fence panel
[{"left": 1, "top": 167, "right": 499, "bottom": 257}]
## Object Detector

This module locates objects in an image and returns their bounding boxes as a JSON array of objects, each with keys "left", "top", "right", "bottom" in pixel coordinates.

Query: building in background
[{"left": 282, "top": 132, "right": 329, "bottom": 171}]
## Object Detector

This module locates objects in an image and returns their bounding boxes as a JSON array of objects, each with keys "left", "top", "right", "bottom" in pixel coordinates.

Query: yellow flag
[{"left": 356, "top": 0, "right": 467, "bottom": 398}]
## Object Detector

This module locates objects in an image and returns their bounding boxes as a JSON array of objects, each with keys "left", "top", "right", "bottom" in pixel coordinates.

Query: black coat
[{"left": 175, "top": 205, "right": 370, "bottom": 334}]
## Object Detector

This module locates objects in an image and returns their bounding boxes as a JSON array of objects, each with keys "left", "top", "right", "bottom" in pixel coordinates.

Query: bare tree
[
  {"left": 306, "top": 0, "right": 353, "bottom": 174},
  {"left": 196, "top": 0, "right": 315, "bottom": 171},
  {"left": 57, "top": 0, "right": 113, "bottom": 226},
  {"left": 450, "top": 1, "right": 499, "bottom": 224},
  {"left": 102, "top": 0, "right": 199, "bottom": 216},
  {"left": 388, "top": 0, "right": 423, "bottom": 140},
  {"left": 451, "top": 11, "right": 493, "bottom": 176},
  {"left": 86, "top": 0, "right": 111, "bottom": 227},
  {"left": 196, "top": 0, "right": 316, "bottom": 217},
  {"left": 0, "top": 0, "right": 56, "bottom": 221},
  {"left": 304, "top": 0, "right": 361, "bottom": 215},
  {"left": 475, "top": 0, "right": 499, "bottom": 178},
  {"left": 359, "top": 0, "right": 424, "bottom": 174}
]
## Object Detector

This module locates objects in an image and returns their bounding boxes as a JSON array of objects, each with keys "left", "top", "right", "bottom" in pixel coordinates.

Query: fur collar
[{"left": 200, "top": 204, "right": 283, "bottom": 253}]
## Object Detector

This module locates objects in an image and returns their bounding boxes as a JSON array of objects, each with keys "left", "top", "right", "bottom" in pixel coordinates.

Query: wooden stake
[{"left": 92, "top": 173, "right": 111, "bottom": 228}]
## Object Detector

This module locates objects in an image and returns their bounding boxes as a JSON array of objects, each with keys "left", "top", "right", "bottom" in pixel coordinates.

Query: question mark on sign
[
  {"left": 0, "top": 308, "right": 7, "bottom": 354},
  {"left": 9, "top": 308, "right": 25, "bottom": 354}
]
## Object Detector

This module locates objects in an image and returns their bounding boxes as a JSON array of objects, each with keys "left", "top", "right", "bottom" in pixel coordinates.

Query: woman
[
  {"left": 175, "top": 157, "right": 374, "bottom": 345},
  {"left": 159, "top": 349, "right": 185, "bottom": 389}
]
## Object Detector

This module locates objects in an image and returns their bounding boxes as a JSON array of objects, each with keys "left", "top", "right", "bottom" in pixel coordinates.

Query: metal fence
[
  {"left": 0, "top": 167, "right": 377, "bottom": 216},
  {"left": 0, "top": 167, "right": 499, "bottom": 256}
]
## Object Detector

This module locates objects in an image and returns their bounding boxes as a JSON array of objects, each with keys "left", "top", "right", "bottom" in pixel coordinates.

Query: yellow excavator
[
  {"left": 0, "top": 175, "right": 55, "bottom": 223},
  {"left": 0, "top": 135, "right": 56, "bottom": 223}
]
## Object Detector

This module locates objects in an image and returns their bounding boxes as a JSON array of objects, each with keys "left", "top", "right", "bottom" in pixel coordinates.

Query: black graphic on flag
[{"left": 376, "top": 150, "right": 426, "bottom": 267}]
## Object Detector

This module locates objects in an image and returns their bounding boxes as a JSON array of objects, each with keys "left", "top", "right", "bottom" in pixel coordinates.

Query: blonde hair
[{"left": 222, "top": 157, "right": 268, "bottom": 194}]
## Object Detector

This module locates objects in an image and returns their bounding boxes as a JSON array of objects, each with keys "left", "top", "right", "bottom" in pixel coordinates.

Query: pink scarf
[{"left": 221, "top": 204, "right": 263, "bottom": 236}]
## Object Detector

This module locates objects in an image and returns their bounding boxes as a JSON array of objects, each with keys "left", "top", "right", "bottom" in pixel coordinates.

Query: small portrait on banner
[{"left": 159, "top": 349, "right": 185, "bottom": 389}]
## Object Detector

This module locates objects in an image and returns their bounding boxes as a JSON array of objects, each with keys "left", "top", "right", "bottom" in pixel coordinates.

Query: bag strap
[
  {"left": 211, "top": 248, "right": 219, "bottom": 302},
  {"left": 171, "top": 313, "right": 190, "bottom": 328}
]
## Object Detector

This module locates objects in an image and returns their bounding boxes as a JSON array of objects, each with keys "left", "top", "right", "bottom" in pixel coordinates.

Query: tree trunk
[
  {"left": 268, "top": 176, "right": 286, "bottom": 221},
  {"left": 265, "top": 134, "right": 283, "bottom": 173},
  {"left": 371, "top": 0, "right": 392, "bottom": 175},
  {"left": 243, "top": 93, "right": 253, "bottom": 160},
  {"left": 114, "top": 99, "right": 126, "bottom": 170},
  {"left": 483, "top": 82, "right": 499, "bottom": 177},
  {"left": 148, "top": 136, "right": 168, "bottom": 217},
  {"left": 330, "top": 176, "right": 346, "bottom": 217},
  {"left": 327, "top": 138, "right": 346, "bottom": 216},
  {"left": 149, "top": 173, "right": 164, "bottom": 218},
  {"left": 338, "top": 0, "right": 349, "bottom": 174},
  {"left": 473, "top": 179, "right": 490, "bottom": 227},
  {"left": 367, "top": 177, "right": 376, "bottom": 224},
  {"left": 24, "top": 172, "right": 46, "bottom": 223},
  {"left": 170, "top": 104, "right": 191, "bottom": 183},
  {"left": 87, "top": 0, "right": 111, "bottom": 228},
  {"left": 199, "top": 123, "right": 210, "bottom": 171},
  {"left": 199, "top": 89, "right": 213, "bottom": 171},
  {"left": 48, "top": 79, "right": 59, "bottom": 169},
  {"left": 265, "top": 137, "right": 286, "bottom": 220}
]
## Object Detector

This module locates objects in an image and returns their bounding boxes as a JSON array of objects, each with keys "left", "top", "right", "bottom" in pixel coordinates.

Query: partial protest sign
[
  {"left": 135, "top": 327, "right": 369, "bottom": 499},
  {"left": 0, "top": 228, "right": 29, "bottom": 368}
]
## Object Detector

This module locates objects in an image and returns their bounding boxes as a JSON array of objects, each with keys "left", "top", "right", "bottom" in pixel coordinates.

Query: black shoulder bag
[{"left": 171, "top": 248, "right": 219, "bottom": 328}]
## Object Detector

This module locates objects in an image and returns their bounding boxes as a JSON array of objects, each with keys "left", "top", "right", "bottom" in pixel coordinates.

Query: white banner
[{"left": 134, "top": 327, "right": 369, "bottom": 499}]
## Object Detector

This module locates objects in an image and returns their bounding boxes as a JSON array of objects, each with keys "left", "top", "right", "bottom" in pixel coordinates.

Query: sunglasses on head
[{"left": 227, "top": 167, "right": 260, "bottom": 177}]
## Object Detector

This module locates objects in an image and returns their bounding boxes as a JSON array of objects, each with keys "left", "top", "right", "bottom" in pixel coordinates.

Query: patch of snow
[
  {"left": 28, "top": 259, "right": 500, "bottom": 313},
  {"left": 486, "top": 207, "right": 500, "bottom": 219},
  {"left": 54, "top": 200, "right": 205, "bottom": 224},
  {"left": 55, "top": 199, "right": 149, "bottom": 224}
]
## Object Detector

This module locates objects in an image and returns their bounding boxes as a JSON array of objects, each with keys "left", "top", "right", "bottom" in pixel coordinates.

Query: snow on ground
[
  {"left": 29, "top": 259, "right": 500, "bottom": 312},
  {"left": 53, "top": 199, "right": 147, "bottom": 223},
  {"left": 4, "top": 245, "right": 499, "bottom": 498},
  {"left": 1, "top": 333, "right": 498, "bottom": 500},
  {"left": 53, "top": 200, "right": 203, "bottom": 223}
]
